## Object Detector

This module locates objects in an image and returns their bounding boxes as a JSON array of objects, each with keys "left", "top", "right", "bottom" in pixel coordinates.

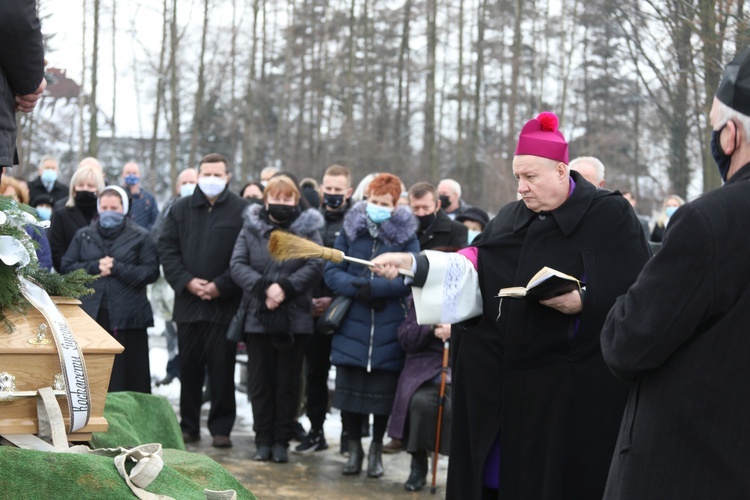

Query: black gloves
[{"left": 353, "top": 282, "right": 386, "bottom": 312}]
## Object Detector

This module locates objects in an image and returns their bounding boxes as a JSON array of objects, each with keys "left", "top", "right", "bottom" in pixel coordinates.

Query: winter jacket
[
  {"left": 417, "top": 209, "right": 468, "bottom": 250},
  {"left": 126, "top": 188, "right": 159, "bottom": 231},
  {"left": 158, "top": 186, "right": 246, "bottom": 325},
  {"left": 49, "top": 204, "right": 97, "bottom": 272},
  {"left": 230, "top": 204, "right": 325, "bottom": 334},
  {"left": 602, "top": 162, "right": 750, "bottom": 499},
  {"left": 0, "top": 0, "right": 44, "bottom": 167},
  {"left": 325, "top": 201, "right": 419, "bottom": 373},
  {"left": 61, "top": 220, "right": 159, "bottom": 330},
  {"left": 28, "top": 177, "right": 69, "bottom": 205}
]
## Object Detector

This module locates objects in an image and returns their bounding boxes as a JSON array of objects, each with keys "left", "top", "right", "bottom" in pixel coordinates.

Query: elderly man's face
[{"left": 513, "top": 155, "right": 569, "bottom": 213}]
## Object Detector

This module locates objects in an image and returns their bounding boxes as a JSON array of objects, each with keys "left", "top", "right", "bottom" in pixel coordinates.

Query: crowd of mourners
[{"left": 1, "top": 147, "right": 677, "bottom": 493}]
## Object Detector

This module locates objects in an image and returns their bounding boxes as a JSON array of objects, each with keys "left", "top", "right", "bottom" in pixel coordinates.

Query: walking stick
[{"left": 431, "top": 340, "right": 450, "bottom": 495}]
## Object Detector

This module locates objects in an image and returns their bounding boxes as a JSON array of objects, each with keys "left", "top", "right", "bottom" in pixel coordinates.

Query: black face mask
[
  {"left": 323, "top": 193, "right": 345, "bottom": 210},
  {"left": 245, "top": 196, "right": 263, "bottom": 206},
  {"left": 75, "top": 191, "right": 98, "bottom": 216},
  {"left": 267, "top": 204, "right": 298, "bottom": 223},
  {"left": 711, "top": 125, "right": 734, "bottom": 182},
  {"left": 417, "top": 213, "right": 436, "bottom": 232},
  {"left": 438, "top": 195, "right": 451, "bottom": 210}
]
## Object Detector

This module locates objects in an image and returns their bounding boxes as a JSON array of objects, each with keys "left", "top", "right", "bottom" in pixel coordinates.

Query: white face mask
[{"left": 198, "top": 177, "right": 227, "bottom": 198}]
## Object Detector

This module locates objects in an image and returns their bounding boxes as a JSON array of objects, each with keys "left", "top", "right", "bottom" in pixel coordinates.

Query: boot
[
  {"left": 342, "top": 439, "right": 364, "bottom": 475},
  {"left": 404, "top": 450, "right": 428, "bottom": 491},
  {"left": 366, "top": 441, "right": 384, "bottom": 478}
]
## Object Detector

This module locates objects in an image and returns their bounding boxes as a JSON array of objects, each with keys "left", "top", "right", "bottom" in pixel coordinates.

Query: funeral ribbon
[{"left": 18, "top": 276, "right": 91, "bottom": 433}]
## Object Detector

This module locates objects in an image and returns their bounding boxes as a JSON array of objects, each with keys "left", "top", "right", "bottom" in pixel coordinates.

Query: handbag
[
  {"left": 315, "top": 294, "right": 353, "bottom": 335},
  {"left": 226, "top": 302, "right": 248, "bottom": 342}
]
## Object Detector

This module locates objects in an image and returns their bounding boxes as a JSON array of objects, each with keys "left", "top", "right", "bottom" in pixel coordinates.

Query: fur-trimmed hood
[
  {"left": 242, "top": 203, "right": 324, "bottom": 238},
  {"left": 343, "top": 201, "right": 418, "bottom": 247}
]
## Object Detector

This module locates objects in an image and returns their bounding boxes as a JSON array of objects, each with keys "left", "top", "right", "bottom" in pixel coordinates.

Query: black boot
[
  {"left": 342, "top": 440, "right": 364, "bottom": 475},
  {"left": 404, "top": 450, "right": 428, "bottom": 491},
  {"left": 367, "top": 441, "right": 384, "bottom": 478}
]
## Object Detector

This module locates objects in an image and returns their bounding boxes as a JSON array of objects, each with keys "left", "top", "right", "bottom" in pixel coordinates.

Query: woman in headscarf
[{"left": 61, "top": 185, "right": 160, "bottom": 393}]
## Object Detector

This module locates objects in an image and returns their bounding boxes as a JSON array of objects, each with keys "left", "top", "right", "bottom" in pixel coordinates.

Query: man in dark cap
[
  {"left": 372, "top": 112, "right": 651, "bottom": 499},
  {"left": 600, "top": 48, "right": 750, "bottom": 498}
]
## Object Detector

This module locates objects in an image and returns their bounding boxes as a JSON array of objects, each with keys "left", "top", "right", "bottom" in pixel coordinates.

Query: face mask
[
  {"left": 323, "top": 193, "right": 345, "bottom": 209},
  {"left": 179, "top": 183, "right": 196, "bottom": 198},
  {"left": 417, "top": 213, "right": 436, "bottom": 231},
  {"left": 99, "top": 211, "right": 125, "bottom": 228},
  {"left": 267, "top": 203, "right": 297, "bottom": 223},
  {"left": 467, "top": 229, "right": 481, "bottom": 244},
  {"left": 198, "top": 177, "right": 227, "bottom": 198},
  {"left": 41, "top": 170, "right": 58, "bottom": 186},
  {"left": 366, "top": 202, "right": 393, "bottom": 224},
  {"left": 665, "top": 206, "right": 678, "bottom": 218},
  {"left": 245, "top": 196, "right": 263, "bottom": 205},
  {"left": 124, "top": 174, "right": 140, "bottom": 186},
  {"left": 439, "top": 195, "right": 451, "bottom": 209},
  {"left": 711, "top": 126, "right": 733, "bottom": 182},
  {"left": 36, "top": 207, "right": 52, "bottom": 221},
  {"left": 75, "top": 190, "right": 97, "bottom": 207}
]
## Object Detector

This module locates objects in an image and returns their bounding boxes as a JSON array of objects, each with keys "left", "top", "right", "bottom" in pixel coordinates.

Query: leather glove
[{"left": 353, "top": 282, "right": 373, "bottom": 303}]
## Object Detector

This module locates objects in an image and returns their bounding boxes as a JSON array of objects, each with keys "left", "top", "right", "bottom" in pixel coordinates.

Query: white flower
[
  {"left": 0, "top": 211, "right": 6, "bottom": 225},
  {"left": 0, "top": 235, "right": 31, "bottom": 268}
]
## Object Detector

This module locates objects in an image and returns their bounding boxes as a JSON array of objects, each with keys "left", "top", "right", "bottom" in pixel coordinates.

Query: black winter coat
[
  {"left": 446, "top": 172, "right": 651, "bottom": 500},
  {"left": 49, "top": 204, "right": 96, "bottom": 272},
  {"left": 61, "top": 220, "right": 159, "bottom": 329},
  {"left": 0, "top": 0, "right": 44, "bottom": 167},
  {"left": 230, "top": 204, "right": 325, "bottom": 334},
  {"left": 601, "top": 162, "right": 750, "bottom": 499},
  {"left": 158, "top": 187, "right": 247, "bottom": 325},
  {"left": 28, "top": 177, "right": 70, "bottom": 205},
  {"left": 417, "top": 209, "right": 468, "bottom": 250}
]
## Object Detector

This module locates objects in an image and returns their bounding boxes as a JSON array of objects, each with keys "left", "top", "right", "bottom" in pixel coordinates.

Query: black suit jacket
[{"left": 417, "top": 209, "right": 468, "bottom": 250}]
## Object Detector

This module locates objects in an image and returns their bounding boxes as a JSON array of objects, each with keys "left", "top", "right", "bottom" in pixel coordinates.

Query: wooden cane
[{"left": 431, "top": 340, "right": 450, "bottom": 494}]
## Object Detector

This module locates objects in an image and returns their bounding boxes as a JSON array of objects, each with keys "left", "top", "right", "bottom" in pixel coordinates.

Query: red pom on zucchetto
[
  {"left": 514, "top": 111, "right": 569, "bottom": 163},
  {"left": 537, "top": 112, "right": 558, "bottom": 132}
]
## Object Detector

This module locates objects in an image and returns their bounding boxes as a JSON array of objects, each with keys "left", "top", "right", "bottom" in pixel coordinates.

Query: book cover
[{"left": 497, "top": 267, "right": 584, "bottom": 301}]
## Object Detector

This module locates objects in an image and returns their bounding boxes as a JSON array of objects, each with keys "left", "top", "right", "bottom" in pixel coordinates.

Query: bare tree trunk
[
  {"left": 423, "top": 0, "right": 437, "bottom": 180},
  {"left": 229, "top": 0, "right": 239, "bottom": 177},
  {"left": 78, "top": 0, "right": 88, "bottom": 161},
  {"left": 169, "top": 0, "right": 180, "bottom": 182},
  {"left": 469, "top": 0, "right": 487, "bottom": 190},
  {"left": 242, "top": 0, "right": 261, "bottom": 182},
  {"left": 507, "top": 0, "right": 523, "bottom": 152},
  {"left": 111, "top": 0, "right": 116, "bottom": 142},
  {"left": 188, "top": 0, "right": 210, "bottom": 169},
  {"left": 149, "top": 0, "right": 169, "bottom": 175},
  {"left": 456, "top": 0, "right": 465, "bottom": 171},
  {"left": 88, "top": 0, "right": 99, "bottom": 157},
  {"left": 395, "top": 0, "right": 411, "bottom": 153}
]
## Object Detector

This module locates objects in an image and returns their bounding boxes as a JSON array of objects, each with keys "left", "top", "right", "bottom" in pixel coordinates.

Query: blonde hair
[
  {"left": 0, "top": 176, "right": 29, "bottom": 204},
  {"left": 66, "top": 165, "right": 106, "bottom": 207},
  {"left": 656, "top": 194, "right": 685, "bottom": 227}
]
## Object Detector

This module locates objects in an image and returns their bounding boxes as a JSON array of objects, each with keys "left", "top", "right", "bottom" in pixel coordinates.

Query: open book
[{"left": 497, "top": 266, "right": 584, "bottom": 301}]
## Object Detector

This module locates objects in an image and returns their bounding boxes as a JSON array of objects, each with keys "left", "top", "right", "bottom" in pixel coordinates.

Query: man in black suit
[{"left": 28, "top": 156, "right": 69, "bottom": 204}]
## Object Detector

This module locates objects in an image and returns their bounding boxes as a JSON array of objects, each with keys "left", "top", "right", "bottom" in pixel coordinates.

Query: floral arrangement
[{"left": 0, "top": 196, "right": 96, "bottom": 332}]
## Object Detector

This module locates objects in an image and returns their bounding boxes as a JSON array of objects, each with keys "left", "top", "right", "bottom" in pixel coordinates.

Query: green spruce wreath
[{"left": 0, "top": 196, "right": 96, "bottom": 332}]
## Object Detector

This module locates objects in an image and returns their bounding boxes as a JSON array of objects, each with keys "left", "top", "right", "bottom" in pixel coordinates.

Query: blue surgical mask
[
  {"left": 124, "top": 174, "right": 140, "bottom": 186},
  {"left": 467, "top": 229, "right": 481, "bottom": 244},
  {"left": 36, "top": 207, "right": 52, "bottom": 221},
  {"left": 99, "top": 211, "right": 125, "bottom": 228},
  {"left": 366, "top": 202, "right": 393, "bottom": 224},
  {"left": 179, "top": 183, "right": 197, "bottom": 198},
  {"left": 665, "top": 206, "right": 678, "bottom": 218},
  {"left": 711, "top": 126, "right": 733, "bottom": 182},
  {"left": 41, "top": 169, "right": 58, "bottom": 186}
]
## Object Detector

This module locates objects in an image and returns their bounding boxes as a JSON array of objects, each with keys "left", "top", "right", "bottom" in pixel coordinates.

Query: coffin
[{"left": 0, "top": 298, "right": 123, "bottom": 440}]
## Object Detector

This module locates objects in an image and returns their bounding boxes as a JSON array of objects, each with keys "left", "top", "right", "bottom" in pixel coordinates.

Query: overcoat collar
[
  {"left": 726, "top": 161, "right": 750, "bottom": 185},
  {"left": 190, "top": 185, "right": 230, "bottom": 208},
  {"left": 512, "top": 170, "right": 597, "bottom": 237}
]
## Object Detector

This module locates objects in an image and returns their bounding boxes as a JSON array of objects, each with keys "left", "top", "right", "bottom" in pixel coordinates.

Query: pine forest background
[{"left": 16, "top": 0, "right": 750, "bottom": 216}]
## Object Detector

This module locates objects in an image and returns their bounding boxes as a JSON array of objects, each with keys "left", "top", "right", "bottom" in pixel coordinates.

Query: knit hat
[
  {"left": 716, "top": 47, "right": 750, "bottom": 116},
  {"left": 97, "top": 185, "right": 130, "bottom": 215},
  {"left": 456, "top": 207, "right": 490, "bottom": 229},
  {"left": 514, "top": 112, "right": 569, "bottom": 163}
]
